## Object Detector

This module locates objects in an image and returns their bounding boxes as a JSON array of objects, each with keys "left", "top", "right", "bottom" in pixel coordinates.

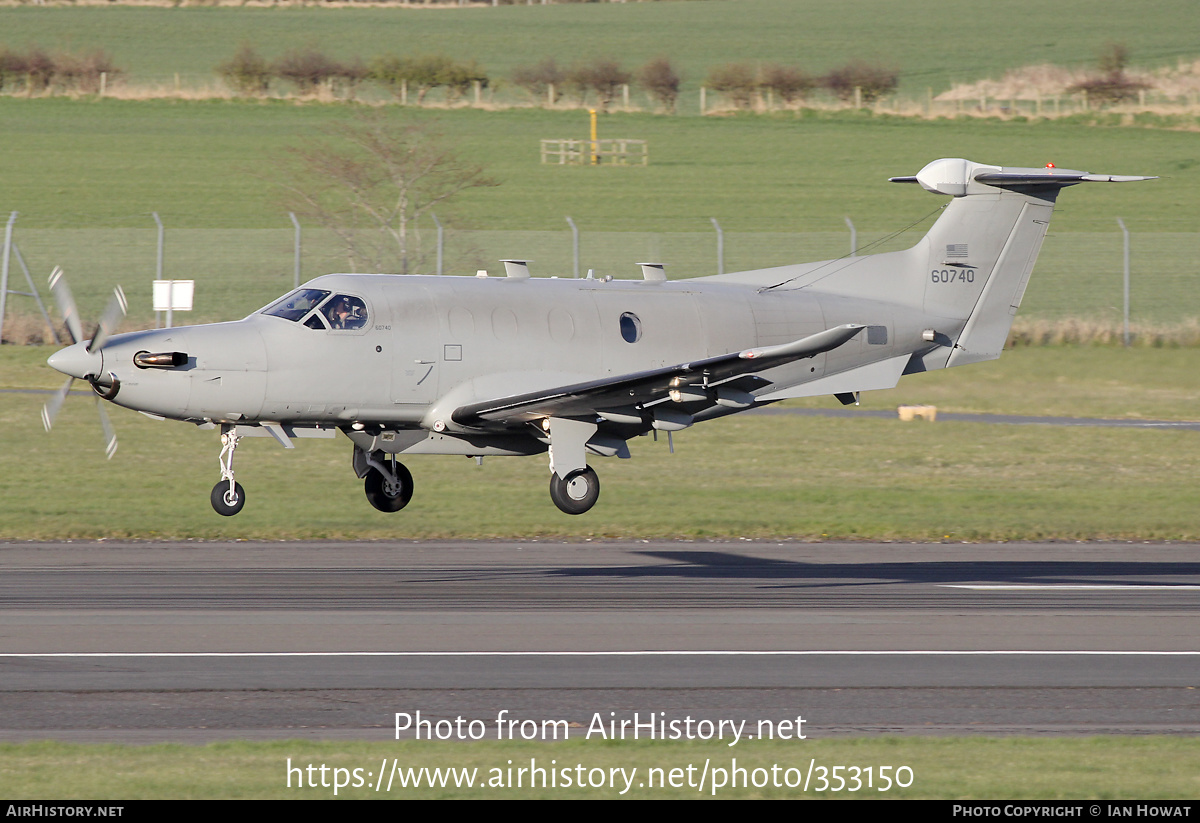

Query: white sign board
[{"left": 152, "top": 280, "right": 194, "bottom": 312}]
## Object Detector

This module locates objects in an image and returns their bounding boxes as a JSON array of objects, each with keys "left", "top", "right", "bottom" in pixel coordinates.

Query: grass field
[
  {"left": 2, "top": 100, "right": 1195, "bottom": 233},
  {"left": 3, "top": 737, "right": 1198, "bottom": 799},
  {"left": 4, "top": 345, "right": 1199, "bottom": 541},
  {"left": 0, "top": 0, "right": 1196, "bottom": 98}
]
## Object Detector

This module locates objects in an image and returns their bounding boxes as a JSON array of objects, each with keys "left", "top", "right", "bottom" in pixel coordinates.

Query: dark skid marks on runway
[{"left": 5, "top": 549, "right": 1199, "bottom": 611}]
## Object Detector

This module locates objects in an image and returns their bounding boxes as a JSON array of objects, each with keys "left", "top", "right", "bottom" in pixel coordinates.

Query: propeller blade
[
  {"left": 41, "top": 376, "right": 75, "bottom": 432},
  {"left": 88, "top": 285, "right": 127, "bottom": 353},
  {"left": 47, "top": 266, "right": 83, "bottom": 346},
  {"left": 96, "top": 398, "right": 118, "bottom": 460}
]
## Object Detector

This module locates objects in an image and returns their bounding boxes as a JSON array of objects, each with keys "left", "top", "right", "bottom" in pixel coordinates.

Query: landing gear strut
[
  {"left": 211, "top": 427, "right": 246, "bottom": 516},
  {"left": 363, "top": 453, "right": 414, "bottom": 513},
  {"left": 549, "top": 466, "right": 600, "bottom": 515}
]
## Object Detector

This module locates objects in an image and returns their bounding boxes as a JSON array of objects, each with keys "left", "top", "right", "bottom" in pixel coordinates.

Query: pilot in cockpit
[{"left": 326, "top": 295, "right": 366, "bottom": 330}]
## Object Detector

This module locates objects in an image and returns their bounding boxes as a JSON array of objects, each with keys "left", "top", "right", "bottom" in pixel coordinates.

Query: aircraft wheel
[
  {"left": 549, "top": 467, "right": 600, "bottom": 515},
  {"left": 365, "top": 460, "right": 414, "bottom": 512},
  {"left": 211, "top": 481, "right": 246, "bottom": 517}
]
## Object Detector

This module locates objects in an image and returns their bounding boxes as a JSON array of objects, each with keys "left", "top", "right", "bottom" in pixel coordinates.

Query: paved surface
[{"left": 1, "top": 541, "right": 1198, "bottom": 741}]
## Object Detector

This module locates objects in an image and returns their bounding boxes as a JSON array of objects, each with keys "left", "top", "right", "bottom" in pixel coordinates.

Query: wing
[{"left": 451, "top": 323, "right": 865, "bottom": 428}]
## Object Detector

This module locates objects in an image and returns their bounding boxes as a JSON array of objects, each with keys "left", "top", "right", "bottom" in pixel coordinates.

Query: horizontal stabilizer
[
  {"left": 974, "top": 171, "right": 1157, "bottom": 188},
  {"left": 891, "top": 158, "right": 1155, "bottom": 197}
]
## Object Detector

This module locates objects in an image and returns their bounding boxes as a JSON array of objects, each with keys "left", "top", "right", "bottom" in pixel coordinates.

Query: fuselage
[
  {"left": 42, "top": 158, "right": 1150, "bottom": 517},
  {"left": 57, "top": 271, "right": 947, "bottom": 434}
]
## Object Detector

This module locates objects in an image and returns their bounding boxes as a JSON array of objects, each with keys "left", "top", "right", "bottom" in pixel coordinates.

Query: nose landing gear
[{"left": 211, "top": 426, "right": 246, "bottom": 516}]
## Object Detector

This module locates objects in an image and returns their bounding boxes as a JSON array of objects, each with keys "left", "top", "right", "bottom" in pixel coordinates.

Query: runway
[{"left": 2, "top": 540, "right": 1199, "bottom": 741}]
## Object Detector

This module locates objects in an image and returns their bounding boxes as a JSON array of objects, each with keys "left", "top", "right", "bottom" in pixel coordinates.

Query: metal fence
[{"left": 1, "top": 221, "right": 1196, "bottom": 338}]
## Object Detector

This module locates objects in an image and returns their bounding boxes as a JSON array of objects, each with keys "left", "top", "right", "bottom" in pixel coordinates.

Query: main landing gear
[
  {"left": 544, "top": 417, "right": 603, "bottom": 515},
  {"left": 363, "top": 454, "right": 414, "bottom": 513},
  {"left": 549, "top": 467, "right": 600, "bottom": 515},
  {"left": 351, "top": 445, "right": 415, "bottom": 513}
]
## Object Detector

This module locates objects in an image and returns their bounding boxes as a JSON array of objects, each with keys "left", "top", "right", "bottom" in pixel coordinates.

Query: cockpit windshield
[
  {"left": 263, "top": 289, "right": 369, "bottom": 331},
  {"left": 263, "top": 289, "right": 330, "bottom": 322}
]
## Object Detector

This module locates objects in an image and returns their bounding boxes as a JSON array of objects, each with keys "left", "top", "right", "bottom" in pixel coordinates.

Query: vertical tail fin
[{"left": 892, "top": 158, "right": 1155, "bottom": 367}]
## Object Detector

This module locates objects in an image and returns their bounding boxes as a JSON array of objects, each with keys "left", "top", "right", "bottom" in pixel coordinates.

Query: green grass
[
  {"left": 5, "top": 345, "right": 1200, "bottom": 541},
  {"left": 2, "top": 99, "right": 1195, "bottom": 328},
  {"left": 0, "top": 0, "right": 1195, "bottom": 97},
  {"left": 2, "top": 738, "right": 1198, "bottom": 799},
  {"left": 2, "top": 100, "right": 1194, "bottom": 233}
]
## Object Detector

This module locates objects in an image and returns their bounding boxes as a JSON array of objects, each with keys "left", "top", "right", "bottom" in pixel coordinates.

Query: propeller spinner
[{"left": 41, "top": 267, "right": 127, "bottom": 459}]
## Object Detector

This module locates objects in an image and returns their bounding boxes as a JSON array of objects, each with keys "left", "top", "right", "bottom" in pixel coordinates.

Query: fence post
[
  {"left": 1117, "top": 217, "right": 1130, "bottom": 347},
  {"left": 844, "top": 216, "right": 857, "bottom": 257},
  {"left": 289, "top": 212, "right": 301, "bottom": 289},
  {"left": 152, "top": 212, "right": 164, "bottom": 328},
  {"left": 431, "top": 212, "right": 444, "bottom": 276},
  {"left": 0, "top": 212, "right": 15, "bottom": 344},
  {"left": 710, "top": 217, "right": 724, "bottom": 275},
  {"left": 11, "top": 244, "right": 59, "bottom": 344},
  {"left": 566, "top": 216, "right": 579, "bottom": 278}
]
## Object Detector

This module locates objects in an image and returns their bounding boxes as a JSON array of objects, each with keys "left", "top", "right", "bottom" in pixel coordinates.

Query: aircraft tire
[
  {"left": 210, "top": 481, "right": 246, "bottom": 517},
  {"left": 365, "top": 461, "right": 414, "bottom": 512},
  {"left": 549, "top": 467, "right": 600, "bottom": 515}
]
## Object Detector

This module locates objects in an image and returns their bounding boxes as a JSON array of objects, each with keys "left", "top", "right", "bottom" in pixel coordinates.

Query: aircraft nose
[{"left": 47, "top": 342, "right": 101, "bottom": 380}]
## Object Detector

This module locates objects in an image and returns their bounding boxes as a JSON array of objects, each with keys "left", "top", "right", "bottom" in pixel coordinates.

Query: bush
[
  {"left": 336, "top": 57, "right": 369, "bottom": 98},
  {"left": 823, "top": 61, "right": 898, "bottom": 103},
  {"left": 0, "top": 47, "right": 22, "bottom": 92},
  {"left": 53, "top": 48, "right": 121, "bottom": 94},
  {"left": 760, "top": 63, "right": 814, "bottom": 105},
  {"left": 441, "top": 58, "right": 488, "bottom": 101},
  {"left": 638, "top": 56, "right": 681, "bottom": 112},
  {"left": 370, "top": 54, "right": 485, "bottom": 103},
  {"left": 22, "top": 46, "right": 56, "bottom": 93},
  {"left": 274, "top": 46, "right": 343, "bottom": 95},
  {"left": 705, "top": 62, "right": 757, "bottom": 109},
  {"left": 216, "top": 44, "right": 271, "bottom": 96},
  {"left": 567, "top": 59, "right": 631, "bottom": 111},
  {"left": 1069, "top": 73, "right": 1152, "bottom": 107},
  {"left": 512, "top": 58, "right": 565, "bottom": 103}
]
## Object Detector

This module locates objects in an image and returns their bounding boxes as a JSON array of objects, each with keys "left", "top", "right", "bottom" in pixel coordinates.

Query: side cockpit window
[{"left": 321, "top": 295, "right": 368, "bottom": 330}]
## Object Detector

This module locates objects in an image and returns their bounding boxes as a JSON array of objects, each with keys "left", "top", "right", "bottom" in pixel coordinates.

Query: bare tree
[
  {"left": 1069, "top": 42, "right": 1151, "bottom": 107},
  {"left": 273, "top": 114, "right": 498, "bottom": 274}
]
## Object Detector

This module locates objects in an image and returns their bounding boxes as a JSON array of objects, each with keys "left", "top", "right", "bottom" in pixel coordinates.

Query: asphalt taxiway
[{"left": 2, "top": 541, "right": 1198, "bottom": 741}]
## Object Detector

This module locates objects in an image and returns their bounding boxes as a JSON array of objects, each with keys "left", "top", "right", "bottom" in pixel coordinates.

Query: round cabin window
[{"left": 619, "top": 312, "right": 641, "bottom": 343}]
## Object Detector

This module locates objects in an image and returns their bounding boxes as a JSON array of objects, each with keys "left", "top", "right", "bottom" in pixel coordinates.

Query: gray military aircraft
[{"left": 42, "top": 158, "right": 1152, "bottom": 516}]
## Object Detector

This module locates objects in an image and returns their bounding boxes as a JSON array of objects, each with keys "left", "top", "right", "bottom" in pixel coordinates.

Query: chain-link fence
[{"left": 1, "top": 222, "right": 1196, "bottom": 339}]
